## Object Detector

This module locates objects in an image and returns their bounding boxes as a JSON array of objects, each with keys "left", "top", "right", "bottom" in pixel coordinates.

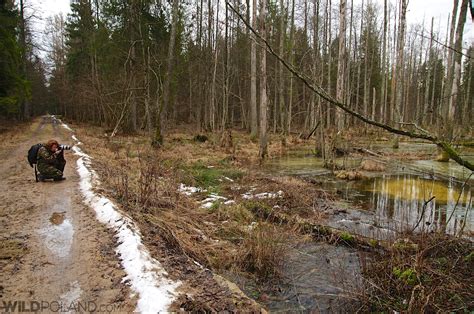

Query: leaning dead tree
[{"left": 225, "top": 0, "right": 474, "bottom": 171}]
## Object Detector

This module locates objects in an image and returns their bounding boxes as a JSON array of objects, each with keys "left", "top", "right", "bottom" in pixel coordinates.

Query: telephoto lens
[{"left": 59, "top": 144, "right": 72, "bottom": 150}]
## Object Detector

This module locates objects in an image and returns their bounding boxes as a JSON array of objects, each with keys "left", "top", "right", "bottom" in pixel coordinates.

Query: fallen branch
[
  {"left": 225, "top": 1, "right": 474, "bottom": 172},
  {"left": 301, "top": 121, "right": 321, "bottom": 139},
  {"left": 355, "top": 147, "right": 382, "bottom": 157}
]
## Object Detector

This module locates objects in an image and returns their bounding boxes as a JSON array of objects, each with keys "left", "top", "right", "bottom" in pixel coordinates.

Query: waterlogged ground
[
  {"left": 244, "top": 242, "right": 362, "bottom": 312},
  {"left": 265, "top": 143, "right": 473, "bottom": 237},
  {"left": 323, "top": 175, "right": 472, "bottom": 236}
]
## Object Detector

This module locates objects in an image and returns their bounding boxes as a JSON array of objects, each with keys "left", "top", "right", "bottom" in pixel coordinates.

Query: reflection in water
[
  {"left": 361, "top": 175, "right": 472, "bottom": 234},
  {"left": 265, "top": 149, "right": 473, "bottom": 235},
  {"left": 38, "top": 219, "right": 74, "bottom": 258}
]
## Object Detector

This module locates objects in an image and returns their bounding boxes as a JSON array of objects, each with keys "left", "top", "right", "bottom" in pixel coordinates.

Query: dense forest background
[{"left": 1, "top": 0, "right": 473, "bottom": 145}]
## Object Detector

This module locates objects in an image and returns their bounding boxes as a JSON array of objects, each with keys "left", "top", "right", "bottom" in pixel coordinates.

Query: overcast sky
[{"left": 34, "top": 0, "right": 473, "bottom": 47}]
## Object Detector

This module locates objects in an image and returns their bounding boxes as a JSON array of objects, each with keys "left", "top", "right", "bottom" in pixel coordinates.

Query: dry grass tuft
[
  {"left": 359, "top": 159, "right": 386, "bottom": 172},
  {"left": 360, "top": 234, "right": 474, "bottom": 312},
  {"left": 335, "top": 170, "right": 366, "bottom": 180},
  {"left": 237, "top": 223, "right": 288, "bottom": 281}
]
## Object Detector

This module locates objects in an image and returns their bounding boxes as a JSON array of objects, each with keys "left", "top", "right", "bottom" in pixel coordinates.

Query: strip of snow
[
  {"left": 59, "top": 122, "right": 180, "bottom": 312},
  {"left": 71, "top": 135, "right": 82, "bottom": 145},
  {"left": 178, "top": 183, "right": 235, "bottom": 208},
  {"left": 178, "top": 183, "right": 206, "bottom": 196},
  {"left": 201, "top": 193, "right": 227, "bottom": 209},
  {"left": 61, "top": 123, "right": 73, "bottom": 132},
  {"left": 242, "top": 190, "right": 284, "bottom": 200}
]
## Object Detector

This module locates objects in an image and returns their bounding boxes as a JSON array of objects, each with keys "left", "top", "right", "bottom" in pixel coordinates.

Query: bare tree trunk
[
  {"left": 250, "top": 0, "right": 258, "bottom": 138},
  {"left": 448, "top": 0, "right": 468, "bottom": 132},
  {"left": 344, "top": 0, "right": 353, "bottom": 126},
  {"left": 145, "top": 47, "right": 152, "bottom": 133},
  {"left": 278, "top": 0, "right": 286, "bottom": 133},
  {"left": 464, "top": 52, "right": 473, "bottom": 125},
  {"left": 381, "top": 0, "right": 388, "bottom": 123},
  {"left": 259, "top": 0, "right": 268, "bottom": 159},
  {"left": 395, "top": 0, "right": 407, "bottom": 122},
  {"left": 326, "top": 0, "right": 332, "bottom": 128},
  {"left": 19, "top": 0, "right": 30, "bottom": 119},
  {"left": 129, "top": 0, "right": 138, "bottom": 132},
  {"left": 423, "top": 19, "right": 434, "bottom": 125},
  {"left": 310, "top": 0, "right": 320, "bottom": 129},
  {"left": 222, "top": 2, "right": 230, "bottom": 129},
  {"left": 443, "top": 0, "right": 459, "bottom": 123},
  {"left": 415, "top": 26, "right": 424, "bottom": 125},
  {"left": 153, "top": 0, "right": 179, "bottom": 146},
  {"left": 336, "top": 0, "right": 346, "bottom": 131},
  {"left": 355, "top": 0, "right": 363, "bottom": 126},
  {"left": 210, "top": 0, "right": 220, "bottom": 131},
  {"left": 287, "top": 0, "right": 295, "bottom": 135},
  {"left": 363, "top": 13, "right": 369, "bottom": 123},
  {"left": 195, "top": 0, "right": 203, "bottom": 131}
]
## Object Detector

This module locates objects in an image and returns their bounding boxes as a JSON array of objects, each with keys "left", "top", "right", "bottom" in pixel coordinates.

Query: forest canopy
[{"left": 1, "top": 0, "right": 473, "bottom": 153}]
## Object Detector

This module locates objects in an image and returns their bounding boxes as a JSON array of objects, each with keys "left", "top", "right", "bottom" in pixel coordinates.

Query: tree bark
[
  {"left": 19, "top": 0, "right": 30, "bottom": 119},
  {"left": 448, "top": 0, "right": 468, "bottom": 134},
  {"left": 153, "top": 0, "right": 179, "bottom": 146},
  {"left": 259, "top": 0, "right": 268, "bottom": 159},
  {"left": 336, "top": 0, "right": 346, "bottom": 131},
  {"left": 250, "top": 0, "right": 258, "bottom": 138}
]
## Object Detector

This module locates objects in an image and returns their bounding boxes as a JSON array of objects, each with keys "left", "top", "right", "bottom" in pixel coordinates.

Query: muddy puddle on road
[
  {"left": 49, "top": 212, "right": 66, "bottom": 225},
  {"left": 37, "top": 217, "right": 74, "bottom": 259},
  {"left": 37, "top": 210, "right": 74, "bottom": 259}
]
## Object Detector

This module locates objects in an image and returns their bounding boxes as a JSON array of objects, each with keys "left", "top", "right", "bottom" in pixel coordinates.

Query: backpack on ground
[{"left": 27, "top": 143, "right": 43, "bottom": 182}]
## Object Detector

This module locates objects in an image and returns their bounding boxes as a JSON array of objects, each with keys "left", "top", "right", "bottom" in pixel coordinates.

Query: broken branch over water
[{"left": 225, "top": 0, "right": 474, "bottom": 172}]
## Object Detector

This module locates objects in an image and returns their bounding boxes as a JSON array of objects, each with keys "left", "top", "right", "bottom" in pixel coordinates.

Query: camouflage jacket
[{"left": 37, "top": 146, "right": 57, "bottom": 165}]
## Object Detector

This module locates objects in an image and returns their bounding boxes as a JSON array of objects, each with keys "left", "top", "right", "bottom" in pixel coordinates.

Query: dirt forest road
[{"left": 0, "top": 116, "right": 135, "bottom": 312}]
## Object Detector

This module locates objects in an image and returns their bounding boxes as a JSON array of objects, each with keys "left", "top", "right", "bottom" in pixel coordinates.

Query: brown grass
[
  {"left": 237, "top": 223, "right": 288, "bottom": 281},
  {"left": 335, "top": 170, "right": 366, "bottom": 180},
  {"left": 71, "top": 123, "right": 329, "bottom": 274},
  {"left": 359, "top": 159, "right": 386, "bottom": 172},
  {"left": 359, "top": 234, "right": 474, "bottom": 312}
]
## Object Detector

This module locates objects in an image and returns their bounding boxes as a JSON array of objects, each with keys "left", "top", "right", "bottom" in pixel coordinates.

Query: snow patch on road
[{"left": 59, "top": 119, "right": 180, "bottom": 313}]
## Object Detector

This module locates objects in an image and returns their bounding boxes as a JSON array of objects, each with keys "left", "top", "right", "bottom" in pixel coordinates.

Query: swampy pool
[{"left": 265, "top": 143, "right": 473, "bottom": 235}]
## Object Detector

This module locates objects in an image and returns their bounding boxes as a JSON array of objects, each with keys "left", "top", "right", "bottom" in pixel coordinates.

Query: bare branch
[
  {"left": 415, "top": 31, "right": 472, "bottom": 60},
  {"left": 225, "top": 0, "right": 474, "bottom": 172}
]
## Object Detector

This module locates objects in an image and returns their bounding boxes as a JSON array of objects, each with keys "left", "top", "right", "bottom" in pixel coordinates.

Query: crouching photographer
[{"left": 37, "top": 139, "right": 71, "bottom": 181}]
